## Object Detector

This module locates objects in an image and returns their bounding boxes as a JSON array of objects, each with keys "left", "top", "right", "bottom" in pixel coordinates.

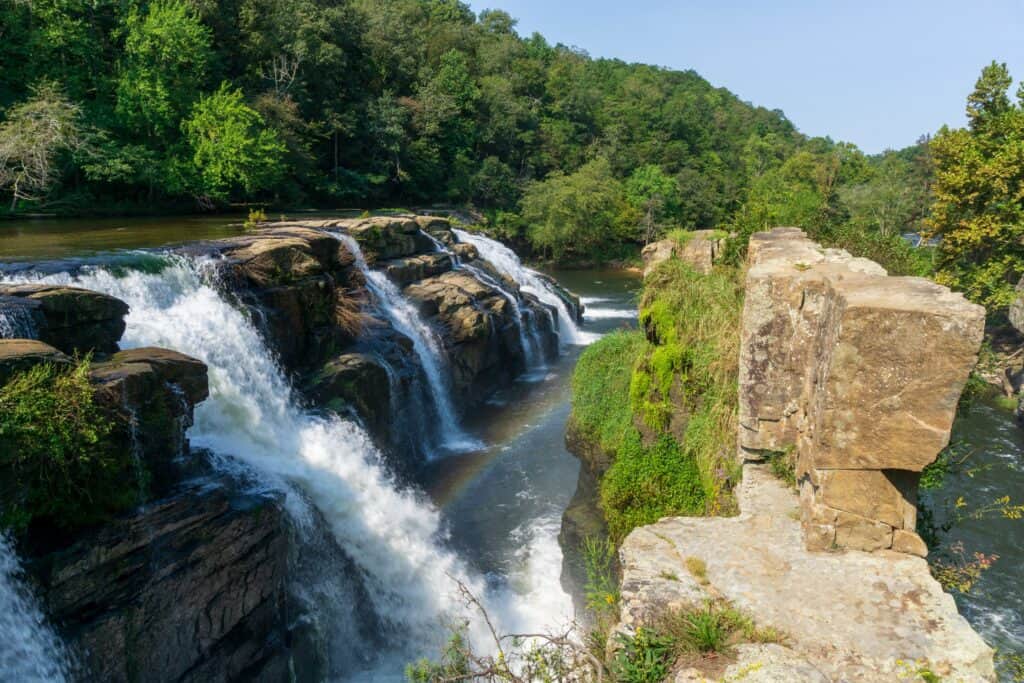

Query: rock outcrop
[
  {"left": 199, "top": 216, "right": 561, "bottom": 447},
  {"left": 738, "top": 228, "right": 985, "bottom": 555},
  {"left": 0, "top": 294, "right": 303, "bottom": 683},
  {"left": 1009, "top": 276, "right": 1024, "bottom": 336},
  {"left": 30, "top": 473, "right": 291, "bottom": 683},
  {"left": 0, "top": 284, "right": 129, "bottom": 354},
  {"left": 640, "top": 230, "right": 725, "bottom": 276},
  {"left": 618, "top": 465, "right": 995, "bottom": 682}
]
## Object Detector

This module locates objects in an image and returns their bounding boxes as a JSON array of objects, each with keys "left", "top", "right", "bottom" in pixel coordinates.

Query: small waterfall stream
[
  {"left": 0, "top": 535, "right": 71, "bottom": 682},
  {"left": 332, "top": 232, "right": 480, "bottom": 453},
  {"left": 452, "top": 230, "right": 598, "bottom": 346}
]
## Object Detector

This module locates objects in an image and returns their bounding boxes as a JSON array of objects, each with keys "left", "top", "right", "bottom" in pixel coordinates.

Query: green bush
[
  {"left": 0, "top": 360, "right": 140, "bottom": 533},
  {"left": 600, "top": 432, "right": 704, "bottom": 541},
  {"left": 632, "top": 261, "right": 743, "bottom": 512},
  {"left": 571, "top": 330, "right": 647, "bottom": 456}
]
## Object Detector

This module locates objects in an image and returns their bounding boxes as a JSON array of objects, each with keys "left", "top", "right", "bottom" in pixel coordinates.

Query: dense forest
[{"left": 1, "top": 1, "right": 1022, "bottom": 313}]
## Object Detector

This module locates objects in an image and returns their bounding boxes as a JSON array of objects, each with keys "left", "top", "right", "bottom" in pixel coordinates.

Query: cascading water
[
  {"left": 0, "top": 535, "right": 71, "bottom": 682},
  {"left": 421, "top": 229, "right": 542, "bottom": 368},
  {"left": 0, "top": 306, "right": 36, "bottom": 339},
  {"left": 332, "top": 233, "right": 480, "bottom": 453},
  {"left": 452, "top": 229, "right": 599, "bottom": 346},
  {"left": 7, "top": 256, "right": 575, "bottom": 678}
]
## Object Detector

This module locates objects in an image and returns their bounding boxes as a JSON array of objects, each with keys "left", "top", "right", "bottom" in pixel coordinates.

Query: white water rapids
[{"left": 3, "top": 248, "right": 578, "bottom": 679}]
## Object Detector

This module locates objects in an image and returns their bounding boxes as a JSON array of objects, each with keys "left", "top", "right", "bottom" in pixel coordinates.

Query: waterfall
[
  {"left": 332, "top": 233, "right": 480, "bottom": 454},
  {"left": 421, "top": 230, "right": 542, "bottom": 368},
  {"left": 452, "top": 230, "right": 598, "bottom": 346},
  {"left": 0, "top": 535, "right": 71, "bottom": 682},
  {"left": 0, "top": 306, "right": 36, "bottom": 339},
  {"left": 8, "top": 258, "right": 534, "bottom": 677}
]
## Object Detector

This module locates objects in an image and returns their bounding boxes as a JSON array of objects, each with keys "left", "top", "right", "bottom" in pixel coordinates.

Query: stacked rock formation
[
  {"left": 640, "top": 229, "right": 725, "bottom": 276},
  {"left": 738, "top": 227, "right": 985, "bottom": 555}
]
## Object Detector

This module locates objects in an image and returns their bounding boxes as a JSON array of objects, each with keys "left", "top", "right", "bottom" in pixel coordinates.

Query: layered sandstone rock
[
  {"left": 738, "top": 228, "right": 985, "bottom": 555},
  {"left": 0, "top": 283, "right": 129, "bottom": 354},
  {"left": 617, "top": 465, "right": 995, "bottom": 682},
  {"left": 31, "top": 475, "right": 291, "bottom": 683},
  {"left": 640, "top": 230, "right": 725, "bottom": 276}
]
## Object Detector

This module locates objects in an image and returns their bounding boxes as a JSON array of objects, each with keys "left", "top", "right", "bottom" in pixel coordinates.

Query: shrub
[
  {"left": 612, "top": 627, "right": 673, "bottom": 683},
  {"left": 0, "top": 359, "right": 139, "bottom": 533},
  {"left": 632, "top": 260, "right": 743, "bottom": 511},
  {"left": 571, "top": 329, "right": 646, "bottom": 455},
  {"left": 600, "top": 432, "right": 704, "bottom": 541}
]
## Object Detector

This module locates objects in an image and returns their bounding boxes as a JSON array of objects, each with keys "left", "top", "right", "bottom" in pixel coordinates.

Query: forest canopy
[{"left": 1, "top": 1, "right": 1021, "bottom": 312}]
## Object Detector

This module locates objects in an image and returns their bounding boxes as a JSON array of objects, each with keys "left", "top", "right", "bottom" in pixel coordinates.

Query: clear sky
[{"left": 466, "top": 0, "right": 1024, "bottom": 154}]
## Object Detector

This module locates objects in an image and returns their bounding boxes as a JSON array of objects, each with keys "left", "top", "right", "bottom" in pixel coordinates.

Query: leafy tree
[
  {"left": 520, "top": 157, "right": 629, "bottom": 260},
  {"left": 0, "top": 82, "right": 82, "bottom": 210},
  {"left": 926, "top": 63, "right": 1024, "bottom": 310},
  {"left": 625, "top": 164, "right": 681, "bottom": 243},
  {"left": 116, "top": 0, "right": 212, "bottom": 139},
  {"left": 180, "top": 83, "right": 286, "bottom": 202}
]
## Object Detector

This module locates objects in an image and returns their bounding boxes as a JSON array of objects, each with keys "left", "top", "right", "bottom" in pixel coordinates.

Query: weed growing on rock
[{"left": 0, "top": 359, "right": 137, "bottom": 533}]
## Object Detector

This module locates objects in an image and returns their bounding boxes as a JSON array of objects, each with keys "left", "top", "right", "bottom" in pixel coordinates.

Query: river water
[{"left": 923, "top": 400, "right": 1024, "bottom": 678}]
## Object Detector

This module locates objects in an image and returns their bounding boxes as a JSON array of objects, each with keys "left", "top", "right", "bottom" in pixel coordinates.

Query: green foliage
[
  {"left": 520, "top": 157, "right": 632, "bottom": 261},
  {"left": 766, "top": 447, "right": 797, "bottom": 489},
  {"left": 582, "top": 536, "right": 618, "bottom": 616},
  {"left": 612, "top": 627, "right": 673, "bottom": 683},
  {"left": 925, "top": 61, "right": 1024, "bottom": 311},
  {"left": 0, "top": 360, "right": 139, "bottom": 533},
  {"left": 600, "top": 432, "right": 705, "bottom": 542},
  {"left": 632, "top": 261, "right": 743, "bottom": 512},
  {"left": 405, "top": 628, "right": 472, "bottom": 683},
  {"left": 116, "top": 0, "right": 212, "bottom": 138},
  {"left": 181, "top": 84, "right": 286, "bottom": 201},
  {"left": 571, "top": 329, "right": 647, "bottom": 455}
]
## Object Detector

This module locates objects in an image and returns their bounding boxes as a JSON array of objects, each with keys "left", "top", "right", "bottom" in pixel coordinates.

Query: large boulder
[
  {"left": 640, "top": 230, "right": 725, "bottom": 277},
  {"left": 1010, "top": 276, "right": 1024, "bottom": 335},
  {"left": 0, "top": 284, "right": 129, "bottom": 354},
  {"left": 617, "top": 465, "right": 995, "bottom": 682},
  {"left": 201, "top": 228, "right": 367, "bottom": 373},
  {"left": 737, "top": 228, "right": 985, "bottom": 555},
  {"left": 0, "top": 338, "right": 71, "bottom": 384}
]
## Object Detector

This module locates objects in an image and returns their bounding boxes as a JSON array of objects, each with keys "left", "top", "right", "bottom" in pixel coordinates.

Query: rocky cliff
[{"left": 613, "top": 228, "right": 994, "bottom": 682}]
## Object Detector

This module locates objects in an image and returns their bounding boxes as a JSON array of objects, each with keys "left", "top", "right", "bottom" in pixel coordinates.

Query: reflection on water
[{"left": 922, "top": 401, "right": 1024, "bottom": 677}]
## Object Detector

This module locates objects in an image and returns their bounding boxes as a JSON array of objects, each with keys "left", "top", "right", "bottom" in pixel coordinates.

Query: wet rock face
[
  {"left": 738, "top": 228, "right": 985, "bottom": 555},
  {"left": 404, "top": 270, "right": 531, "bottom": 404},
  {"left": 89, "top": 347, "right": 209, "bottom": 493},
  {"left": 208, "top": 227, "right": 366, "bottom": 372},
  {"left": 31, "top": 474, "right": 291, "bottom": 683},
  {"left": 0, "top": 284, "right": 129, "bottom": 354}
]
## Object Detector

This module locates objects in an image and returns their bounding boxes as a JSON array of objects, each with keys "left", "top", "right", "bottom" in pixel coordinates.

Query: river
[{"left": 923, "top": 399, "right": 1024, "bottom": 679}]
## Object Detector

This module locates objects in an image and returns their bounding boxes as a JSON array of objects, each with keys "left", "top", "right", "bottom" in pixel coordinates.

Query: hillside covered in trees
[{"left": 2, "top": 0, "right": 1022, "bottom": 311}]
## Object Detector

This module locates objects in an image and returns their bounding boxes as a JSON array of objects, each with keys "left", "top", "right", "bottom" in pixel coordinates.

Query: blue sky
[{"left": 467, "top": 0, "right": 1024, "bottom": 154}]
